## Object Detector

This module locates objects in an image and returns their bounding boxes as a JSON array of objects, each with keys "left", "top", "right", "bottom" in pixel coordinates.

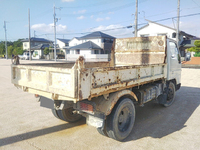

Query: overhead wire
[{"left": 36, "top": 12, "right": 200, "bottom": 37}]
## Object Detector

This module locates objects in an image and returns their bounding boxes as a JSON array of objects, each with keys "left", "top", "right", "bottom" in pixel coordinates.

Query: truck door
[{"left": 167, "top": 41, "right": 182, "bottom": 84}]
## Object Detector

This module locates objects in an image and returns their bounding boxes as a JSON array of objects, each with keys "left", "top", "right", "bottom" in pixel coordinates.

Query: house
[
  {"left": 64, "top": 31, "right": 115, "bottom": 61},
  {"left": 180, "top": 39, "right": 198, "bottom": 57},
  {"left": 69, "top": 37, "right": 82, "bottom": 47},
  {"left": 57, "top": 38, "right": 70, "bottom": 57},
  {"left": 136, "top": 19, "right": 196, "bottom": 57},
  {"left": 79, "top": 31, "right": 115, "bottom": 54},
  {"left": 31, "top": 44, "right": 50, "bottom": 59},
  {"left": 69, "top": 41, "right": 102, "bottom": 55},
  {"left": 21, "top": 37, "right": 52, "bottom": 59},
  {"left": 21, "top": 37, "right": 52, "bottom": 50}
]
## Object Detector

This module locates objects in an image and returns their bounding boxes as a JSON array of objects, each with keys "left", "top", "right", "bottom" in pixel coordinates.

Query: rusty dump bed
[{"left": 11, "top": 36, "right": 167, "bottom": 102}]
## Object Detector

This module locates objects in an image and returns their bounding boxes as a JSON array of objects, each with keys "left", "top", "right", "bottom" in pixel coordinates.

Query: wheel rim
[{"left": 118, "top": 107, "right": 131, "bottom": 132}]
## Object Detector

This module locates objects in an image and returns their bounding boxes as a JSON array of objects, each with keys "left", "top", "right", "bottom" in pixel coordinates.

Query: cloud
[
  {"left": 31, "top": 23, "right": 67, "bottom": 33},
  {"left": 96, "top": 17, "right": 110, "bottom": 22},
  {"left": 90, "top": 15, "right": 94, "bottom": 19},
  {"left": 86, "top": 24, "right": 134, "bottom": 38},
  {"left": 105, "top": 17, "right": 110, "bottom": 20},
  {"left": 77, "top": 16, "right": 85, "bottom": 20},
  {"left": 73, "top": 10, "right": 86, "bottom": 14},
  {"left": 62, "top": 0, "right": 74, "bottom": 2},
  {"left": 96, "top": 18, "right": 104, "bottom": 22},
  {"left": 108, "top": 12, "right": 114, "bottom": 14}
]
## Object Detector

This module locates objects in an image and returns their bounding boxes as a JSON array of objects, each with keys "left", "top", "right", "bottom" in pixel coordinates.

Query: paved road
[{"left": 0, "top": 59, "right": 200, "bottom": 150}]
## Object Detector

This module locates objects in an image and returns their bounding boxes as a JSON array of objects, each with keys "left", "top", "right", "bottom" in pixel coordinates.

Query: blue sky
[{"left": 0, "top": 0, "right": 200, "bottom": 41}]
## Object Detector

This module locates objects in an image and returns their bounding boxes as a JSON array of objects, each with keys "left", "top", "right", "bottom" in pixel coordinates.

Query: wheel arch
[{"left": 93, "top": 89, "right": 138, "bottom": 116}]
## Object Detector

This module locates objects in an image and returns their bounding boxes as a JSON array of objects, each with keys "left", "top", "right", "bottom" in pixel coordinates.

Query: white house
[
  {"left": 65, "top": 31, "right": 115, "bottom": 61},
  {"left": 137, "top": 19, "right": 195, "bottom": 57},
  {"left": 69, "top": 37, "right": 82, "bottom": 47},
  {"left": 22, "top": 37, "right": 52, "bottom": 51},
  {"left": 21, "top": 37, "right": 52, "bottom": 59},
  {"left": 57, "top": 38, "right": 70, "bottom": 52}
]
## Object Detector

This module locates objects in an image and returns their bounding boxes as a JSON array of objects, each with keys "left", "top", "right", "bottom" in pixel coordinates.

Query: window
[
  {"left": 105, "top": 50, "right": 109, "bottom": 54},
  {"left": 140, "top": 34, "right": 149, "bottom": 37},
  {"left": 66, "top": 50, "right": 70, "bottom": 54},
  {"left": 157, "top": 33, "right": 167, "bottom": 36},
  {"left": 94, "top": 50, "right": 99, "bottom": 54},
  {"left": 76, "top": 49, "right": 80, "bottom": 54},
  {"left": 169, "top": 42, "right": 181, "bottom": 63},
  {"left": 169, "top": 42, "right": 177, "bottom": 56}
]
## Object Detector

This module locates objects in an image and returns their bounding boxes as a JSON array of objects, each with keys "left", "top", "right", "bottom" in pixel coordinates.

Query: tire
[
  {"left": 106, "top": 98, "right": 135, "bottom": 141},
  {"left": 51, "top": 109, "right": 60, "bottom": 119},
  {"left": 57, "top": 107, "right": 83, "bottom": 123},
  {"left": 163, "top": 82, "right": 176, "bottom": 107},
  {"left": 97, "top": 120, "right": 108, "bottom": 137}
]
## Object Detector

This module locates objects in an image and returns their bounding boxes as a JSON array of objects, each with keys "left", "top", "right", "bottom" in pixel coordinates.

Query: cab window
[{"left": 169, "top": 42, "right": 181, "bottom": 63}]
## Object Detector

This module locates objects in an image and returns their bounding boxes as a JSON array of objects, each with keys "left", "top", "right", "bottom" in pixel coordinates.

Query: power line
[
  {"left": 61, "top": 0, "right": 127, "bottom": 8},
  {"left": 191, "top": 0, "right": 200, "bottom": 7},
  {"left": 61, "top": 0, "right": 147, "bottom": 17},
  {"left": 33, "top": 12, "right": 200, "bottom": 38}
]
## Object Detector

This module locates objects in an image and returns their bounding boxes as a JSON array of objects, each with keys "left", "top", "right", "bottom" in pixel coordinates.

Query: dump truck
[{"left": 11, "top": 36, "right": 181, "bottom": 141}]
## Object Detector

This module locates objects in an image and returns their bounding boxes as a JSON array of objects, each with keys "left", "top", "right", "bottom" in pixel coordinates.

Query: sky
[{"left": 0, "top": 0, "right": 200, "bottom": 41}]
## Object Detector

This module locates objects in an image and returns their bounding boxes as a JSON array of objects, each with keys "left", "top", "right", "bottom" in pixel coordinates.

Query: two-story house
[
  {"left": 64, "top": 31, "right": 115, "bottom": 61},
  {"left": 57, "top": 38, "right": 70, "bottom": 56},
  {"left": 21, "top": 37, "right": 52, "bottom": 59},
  {"left": 67, "top": 31, "right": 115, "bottom": 54}
]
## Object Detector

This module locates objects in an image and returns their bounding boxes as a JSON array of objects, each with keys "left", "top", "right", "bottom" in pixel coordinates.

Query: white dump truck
[{"left": 11, "top": 36, "right": 181, "bottom": 141}]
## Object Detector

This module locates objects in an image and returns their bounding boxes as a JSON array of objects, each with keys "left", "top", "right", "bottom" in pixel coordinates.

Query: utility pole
[
  {"left": 53, "top": 5, "right": 57, "bottom": 62},
  {"left": 34, "top": 30, "right": 36, "bottom": 37},
  {"left": 4, "top": 21, "right": 8, "bottom": 59},
  {"left": 135, "top": 0, "right": 138, "bottom": 37},
  {"left": 28, "top": 8, "right": 32, "bottom": 60},
  {"left": 176, "top": 0, "right": 180, "bottom": 46}
]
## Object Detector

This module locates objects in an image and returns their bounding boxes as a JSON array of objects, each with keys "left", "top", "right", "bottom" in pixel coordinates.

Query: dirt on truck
[{"left": 11, "top": 36, "right": 182, "bottom": 141}]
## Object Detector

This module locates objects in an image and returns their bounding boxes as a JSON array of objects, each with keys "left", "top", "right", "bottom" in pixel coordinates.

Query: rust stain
[{"left": 79, "top": 90, "right": 83, "bottom": 100}]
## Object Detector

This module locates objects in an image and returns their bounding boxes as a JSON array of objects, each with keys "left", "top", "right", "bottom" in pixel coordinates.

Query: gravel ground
[{"left": 0, "top": 59, "right": 200, "bottom": 150}]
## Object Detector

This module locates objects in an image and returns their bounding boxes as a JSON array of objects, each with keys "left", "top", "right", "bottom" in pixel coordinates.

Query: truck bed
[
  {"left": 11, "top": 61, "right": 167, "bottom": 101},
  {"left": 11, "top": 36, "right": 167, "bottom": 101}
]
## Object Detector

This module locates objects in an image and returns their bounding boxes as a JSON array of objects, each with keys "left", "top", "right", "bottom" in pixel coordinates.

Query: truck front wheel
[
  {"left": 52, "top": 107, "right": 83, "bottom": 123},
  {"left": 105, "top": 98, "right": 135, "bottom": 141},
  {"left": 163, "top": 82, "right": 176, "bottom": 107}
]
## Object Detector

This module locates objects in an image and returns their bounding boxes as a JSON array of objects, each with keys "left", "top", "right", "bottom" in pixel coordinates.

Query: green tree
[
  {"left": 8, "top": 45, "right": 14, "bottom": 57},
  {"left": 0, "top": 42, "right": 5, "bottom": 55},
  {"left": 43, "top": 47, "right": 49, "bottom": 55},
  {"left": 188, "top": 40, "right": 200, "bottom": 53}
]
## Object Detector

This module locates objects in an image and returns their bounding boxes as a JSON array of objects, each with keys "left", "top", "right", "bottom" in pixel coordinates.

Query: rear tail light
[{"left": 79, "top": 102, "right": 94, "bottom": 114}]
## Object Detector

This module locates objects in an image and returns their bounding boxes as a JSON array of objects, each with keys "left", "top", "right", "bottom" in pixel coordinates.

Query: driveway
[{"left": 0, "top": 59, "right": 200, "bottom": 150}]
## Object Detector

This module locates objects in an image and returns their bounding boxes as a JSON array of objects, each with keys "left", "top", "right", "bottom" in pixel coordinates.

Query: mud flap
[
  {"left": 40, "top": 96, "right": 54, "bottom": 109},
  {"left": 157, "top": 93, "right": 167, "bottom": 104}
]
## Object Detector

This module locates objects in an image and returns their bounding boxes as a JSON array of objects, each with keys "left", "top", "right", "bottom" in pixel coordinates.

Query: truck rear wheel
[
  {"left": 97, "top": 120, "right": 108, "bottom": 137},
  {"left": 105, "top": 98, "right": 135, "bottom": 141},
  {"left": 51, "top": 109, "right": 60, "bottom": 119},
  {"left": 163, "top": 82, "right": 175, "bottom": 107},
  {"left": 52, "top": 107, "right": 83, "bottom": 123}
]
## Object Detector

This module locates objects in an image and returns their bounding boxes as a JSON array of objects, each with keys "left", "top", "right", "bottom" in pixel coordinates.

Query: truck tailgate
[{"left": 11, "top": 64, "right": 77, "bottom": 100}]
